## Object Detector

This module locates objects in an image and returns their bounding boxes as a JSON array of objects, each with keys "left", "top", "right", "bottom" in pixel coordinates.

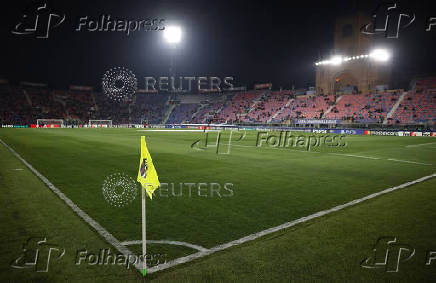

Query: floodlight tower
[{"left": 163, "top": 26, "right": 182, "bottom": 83}]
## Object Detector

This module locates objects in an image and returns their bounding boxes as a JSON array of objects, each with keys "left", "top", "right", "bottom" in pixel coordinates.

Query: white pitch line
[
  {"left": 121, "top": 240, "right": 209, "bottom": 252},
  {"left": 406, "top": 142, "right": 436, "bottom": 148},
  {"left": 231, "top": 144, "right": 320, "bottom": 153},
  {"left": 387, "top": 158, "right": 432, "bottom": 166},
  {"left": 0, "top": 139, "right": 144, "bottom": 272},
  {"left": 330, "top": 153, "right": 432, "bottom": 166},
  {"left": 3, "top": 137, "right": 435, "bottom": 275},
  {"left": 136, "top": 129, "right": 218, "bottom": 132},
  {"left": 329, "top": 153, "right": 380, "bottom": 160},
  {"left": 147, "top": 172, "right": 436, "bottom": 274}
]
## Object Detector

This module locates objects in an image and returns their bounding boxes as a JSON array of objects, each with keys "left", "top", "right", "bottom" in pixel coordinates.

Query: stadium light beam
[
  {"left": 330, "top": 55, "right": 343, "bottom": 66},
  {"left": 370, "top": 49, "right": 390, "bottom": 62},
  {"left": 163, "top": 26, "right": 182, "bottom": 44}
]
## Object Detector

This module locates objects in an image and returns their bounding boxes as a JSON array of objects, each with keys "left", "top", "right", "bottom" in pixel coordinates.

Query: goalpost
[
  {"left": 88, "top": 120, "right": 113, "bottom": 128},
  {"left": 36, "top": 119, "right": 64, "bottom": 128}
]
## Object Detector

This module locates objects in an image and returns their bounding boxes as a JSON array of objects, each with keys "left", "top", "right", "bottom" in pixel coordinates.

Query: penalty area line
[
  {"left": 387, "top": 158, "right": 432, "bottom": 166},
  {"left": 329, "top": 153, "right": 380, "bottom": 160},
  {"left": 406, "top": 142, "right": 436, "bottom": 148},
  {"left": 136, "top": 129, "right": 218, "bottom": 132},
  {"left": 0, "top": 138, "right": 145, "bottom": 273},
  {"left": 147, "top": 172, "right": 436, "bottom": 274}
]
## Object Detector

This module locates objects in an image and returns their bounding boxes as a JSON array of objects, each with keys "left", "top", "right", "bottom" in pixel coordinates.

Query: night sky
[{"left": 1, "top": 0, "right": 435, "bottom": 91}]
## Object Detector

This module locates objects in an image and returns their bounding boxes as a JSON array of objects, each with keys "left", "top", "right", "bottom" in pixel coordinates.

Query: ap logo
[{"left": 11, "top": 1, "right": 65, "bottom": 39}]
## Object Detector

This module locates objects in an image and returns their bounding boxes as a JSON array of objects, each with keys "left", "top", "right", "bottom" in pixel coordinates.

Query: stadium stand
[
  {"left": 390, "top": 77, "right": 436, "bottom": 124},
  {"left": 215, "top": 92, "right": 262, "bottom": 123},
  {"left": 132, "top": 93, "right": 169, "bottom": 124},
  {"left": 0, "top": 84, "right": 33, "bottom": 125},
  {"left": 65, "top": 89, "right": 96, "bottom": 122},
  {"left": 1, "top": 78, "right": 436, "bottom": 126},
  {"left": 167, "top": 103, "right": 201, "bottom": 124},
  {"left": 291, "top": 94, "right": 336, "bottom": 119},
  {"left": 325, "top": 92, "right": 400, "bottom": 123},
  {"left": 246, "top": 91, "right": 294, "bottom": 123},
  {"left": 273, "top": 94, "right": 335, "bottom": 122},
  {"left": 93, "top": 92, "right": 131, "bottom": 124},
  {"left": 24, "top": 86, "right": 66, "bottom": 122},
  {"left": 190, "top": 101, "right": 225, "bottom": 123}
]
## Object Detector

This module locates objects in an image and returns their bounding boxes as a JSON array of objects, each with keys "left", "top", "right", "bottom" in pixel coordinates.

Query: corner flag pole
[
  {"left": 138, "top": 135, "right": 160, "bottom": 276},
  {"left": 142, "top": 186, "right": 146, "bottom": 276}
]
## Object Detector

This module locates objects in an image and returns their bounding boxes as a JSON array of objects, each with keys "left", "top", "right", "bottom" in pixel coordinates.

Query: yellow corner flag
[{"left": 137, "top": 136, "right": 160, "bottom": 199}]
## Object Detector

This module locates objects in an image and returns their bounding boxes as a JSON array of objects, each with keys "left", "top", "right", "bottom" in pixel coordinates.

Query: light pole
[{"left": 163, "top": 26, "right": 182, "bottom": 82}]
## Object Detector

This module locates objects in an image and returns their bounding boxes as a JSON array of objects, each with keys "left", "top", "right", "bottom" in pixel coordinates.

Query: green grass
[
  {"left": 0, "top": 128, "right": 435, "bottom": 281},
  {"left": 0, "top": 139, "right": 141, "bottom": 282},
  {"left": 148, "top": 178, "right": 436, "bottom": 282}
]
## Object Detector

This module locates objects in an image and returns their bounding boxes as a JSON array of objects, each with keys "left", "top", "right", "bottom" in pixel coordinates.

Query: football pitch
[{"left": 1, "top": 128, "right": 436, "bottom": 281}]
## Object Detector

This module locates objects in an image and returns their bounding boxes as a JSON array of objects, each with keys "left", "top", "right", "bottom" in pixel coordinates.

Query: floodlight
[
  {"left": 370, "top": 49, "right": 390, "bottom": 62},
  {"left": 164, "top": 26, "right": 182, "bottom": 44},
  {"left": 330, "top": 55, "right": 342, "bottom": 66}
]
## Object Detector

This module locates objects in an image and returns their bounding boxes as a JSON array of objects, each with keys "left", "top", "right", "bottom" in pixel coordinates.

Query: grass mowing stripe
[
  {"left": 0, "top": 138, "right": 144, "bottom": 273},
  {"left": 148, "top": 172, "right": 436, "bottom": 274}
]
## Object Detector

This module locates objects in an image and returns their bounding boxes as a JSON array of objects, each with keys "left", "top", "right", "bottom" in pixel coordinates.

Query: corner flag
[
  {"left": 137, "top": 136, "right": 160, "bottom": 276},
  {"left": 137, "top": 136, "right": 160, "bottom": 199}
]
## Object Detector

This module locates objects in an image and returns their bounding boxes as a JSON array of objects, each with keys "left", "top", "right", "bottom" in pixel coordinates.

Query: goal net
[
  {"left": 88, "top": 120, "right": 113, "bottom": 128},
  {"left": 36, "top": 119, "right": 64, "bottom": 128}
]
